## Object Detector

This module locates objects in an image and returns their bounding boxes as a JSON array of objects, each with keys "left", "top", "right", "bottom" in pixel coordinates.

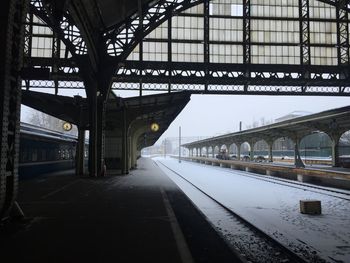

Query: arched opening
[
  {"left": 253, "top": 139, "right": 269, "bottom": 161},
  {"left": 220, "top": 144, "right": 228, "bottom": 152},
  {"left": 213, "top": 146, "right": 220, "bottom": 156},
  {"left": 201, "top": 146, "right": 207, "bottom": 157},
  {"left": 339, "top": 130, "right": 350, "bottom": 167},
  {"left": 229, "top": 143, "right": 238, "bottom": 159},
  {"left": 300, "top": 132, "right": 332, "bottom": 165},
  {"left": 182, "top": 147, "right": 189, "bottom": 157},
  {"left": 240, "top": 142, "right": 251, "bottom": 161},
  {"left": 208, "top": 146, "right": 213, "bottom": 157},
  {"left": 272, "top": 137, "right": 294, "bottom": 162},
  {"left": 216, "top": 144, "right": 229, "bottom": 159}
]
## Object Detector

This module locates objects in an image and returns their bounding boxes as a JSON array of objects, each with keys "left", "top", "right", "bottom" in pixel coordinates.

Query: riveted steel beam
[
  {"left": 0, "top": 0, "right": 28, "bottom": 220},
  {"left": 104, "top": 0, "right": 205, "bottom": 60},
  {"left": 337, "top": 1, "right": 350, "bottom": 66}
]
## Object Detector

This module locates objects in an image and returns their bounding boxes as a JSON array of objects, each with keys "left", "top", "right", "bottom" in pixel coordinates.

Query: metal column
[
  {"left": 268, "top": 143, "right": 273, "bottom": 163},
  {"left": 0, "top": 0, "right": 27, "bottom": 219},
  {"left": 76, "top": 128, "right": 85, "bottom": 176},
  {"left": 249, "top": 140, "right": 255, "bottom": 161},
  {"left": 88, "top": 93, "right": 98, "bottom": 177},
  {"left": 294, "top": 138, "right": 305, "bottom": 168},
  {"left": 121, "top": 107, "right": 129, "bottom": 174}
]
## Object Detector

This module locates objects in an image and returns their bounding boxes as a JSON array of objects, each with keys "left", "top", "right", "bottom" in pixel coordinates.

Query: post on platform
[
  {"left": 179, "top": 126, "right": 182, "bottom": 163},
  {"left": 164, "top": 138, "right": 166, "bottom": 158}
]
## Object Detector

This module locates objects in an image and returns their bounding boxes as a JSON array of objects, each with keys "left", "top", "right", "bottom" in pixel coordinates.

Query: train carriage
[{"left": 19, "top": 123, "right": 79, "bottom": 179}]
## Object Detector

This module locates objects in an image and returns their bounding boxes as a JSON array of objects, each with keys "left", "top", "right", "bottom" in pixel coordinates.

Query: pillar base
[
  {"left": 297, "top": 174, "right": 310, "bottom": 183},
  {"left": 266, "top": 170, "right": 277, "bottom": 176}
]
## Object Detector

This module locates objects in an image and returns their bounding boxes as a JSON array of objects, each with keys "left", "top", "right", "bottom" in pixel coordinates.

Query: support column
[
  {"left": 330, "top": 133, "right": 341, "bottom": 167},
  {"left": 212, "top": 146, "right": 215, "bottom": 158},
  {"left": 128, "top": 136, "right": 132, "bottom": 170},
  {"left": 95, "top": 97, "right": 105, "bottom": 176},
  {"left": 0, "top": 0, "right": 27, "bottom": 219},
  {"left": 121, "top": 108, "right": 129, "bottom": 174},
  {"left": 88, "top": 94, "right": 105, "bottom": 177},
  {"left": 237, "top": 142, "right": 241, "bottom": 161},
  {"left": 268, "top": 142, "right": 273, "bottom": 162},
  {"left": 294, "top": 137, "right": 305, "bottom": 168},
  {"left": 76, "top": 127, "right": 85, "bottom": 176},
  {"left": 249, "top": 140, "right": 255, "bottom": 161},
  {"left": 88, "top": 92, "right": 98, "bottom": 177}
]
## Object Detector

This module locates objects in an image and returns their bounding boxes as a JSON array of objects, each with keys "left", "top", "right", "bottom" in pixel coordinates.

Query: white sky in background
[
  {"left": 157, "top": 94, "right": 350, "bottom": 141},
  {"left": 21, "top": 92, "right": 350, "bottom": 143}
]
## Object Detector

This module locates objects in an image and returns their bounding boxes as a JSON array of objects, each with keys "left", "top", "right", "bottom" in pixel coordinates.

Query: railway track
[
  {"left": 188, "top": 159, "right": 350, "bottom": 201},
  {"left": 157, "top": 160, "right": 319, "bottom": 263}
]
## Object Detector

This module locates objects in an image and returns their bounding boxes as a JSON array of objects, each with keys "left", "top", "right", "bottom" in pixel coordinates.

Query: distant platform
[{"left": 180, "top": 156, "right": 350, "bottom": 190}]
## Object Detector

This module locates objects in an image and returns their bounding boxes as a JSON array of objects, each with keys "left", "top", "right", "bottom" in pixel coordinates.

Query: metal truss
[
  {"left": 29, "top": 0, "right": 87, "bottom": 56},
  {"left": 299, "top": 0, "right": 311, "bottom": 66},
  {"left": 112, "top": 60, "right": 350, "bottom": 96},
  {"left": 337, "top": 1, "right": 350, "bottom": 66},
  {"left": 318, "top": 0, "right": 350, "bottom": 10},
  {"left": 24, "top": 56, "right": 350, "bottom": 95},
  {"left": 0, "top": 0, "right": 28, "bottom": 218},
  {"left": 23, "top": 0, "right": 350, "bottom": 97},
  {"left": 104, "top": 0, "right": 204, "bottom": 60},
  {"left": 243, "top": 0, "right": 250, "bottom": 65},
  {"left": 103, "top": 0, "right": 349, "bottom": 61}
]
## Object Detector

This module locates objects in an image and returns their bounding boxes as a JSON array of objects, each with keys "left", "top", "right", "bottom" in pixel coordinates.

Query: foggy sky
[
  {"left": 21, "top": 92, "right": 350, "bottom": 144},
  {"left": 157, "top": 95, "right": 350, "bottom": 142}
]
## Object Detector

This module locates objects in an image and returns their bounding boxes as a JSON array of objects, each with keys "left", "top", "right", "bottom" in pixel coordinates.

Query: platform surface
[{"left": 0, "top": 158, "right": 240, "bottom": 263}]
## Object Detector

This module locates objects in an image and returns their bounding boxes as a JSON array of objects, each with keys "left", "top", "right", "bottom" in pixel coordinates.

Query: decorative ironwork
[
  {"left": 23, "top": 0, "right": 350, "bottom": 97},
  {"left": 243, "top": 0, "right": 251, "bottom": 65},
  {"left": 104, "top": 0, "right": 204, "bottom": 59},
  {"left": 29, "top": 0, "right": 87, "bottom": 56},
  {"left": 299, "top": 0, "right": 311, "bottom": 66},
  {"left": 337, "top": 0, "right": 350, "bottom": 66},
  {"left": 0, "top": 0, "right": 28, "bottom": 218},
  {"left": 318, "top": 0, "right": 350, "bottom": 10},
  {"left": 112, "top": 60, "right": 350, "bottom": 95}
]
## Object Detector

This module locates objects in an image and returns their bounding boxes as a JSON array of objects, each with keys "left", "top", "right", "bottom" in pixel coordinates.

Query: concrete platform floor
[{"left": 0, "top": 158, "right": 241, "bottom": 263}]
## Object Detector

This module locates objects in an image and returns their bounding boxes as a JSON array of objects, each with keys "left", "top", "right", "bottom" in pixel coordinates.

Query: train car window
[
  {"left": 32, "top": 149, "right": 38, "bottom": 162},
  {"left": 37, "top": 149, "right": 42, "bottom": 161},
  {"left": 20, "top": 149, "right": 27, "bottom": 162},
  {"left": 41, "top": 149, "right": 46, "bottom": 161},
  {"left": 50, "top": 148, "right": 55, "bottom": 160}
]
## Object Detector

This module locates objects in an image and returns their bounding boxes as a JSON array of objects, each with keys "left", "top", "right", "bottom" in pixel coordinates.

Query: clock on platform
[
  {"left": 63, "top": 122, "right": 72, "bottom": 131},
  {"left": 150, "top": 123, "right": 159, "bottom": 132}
]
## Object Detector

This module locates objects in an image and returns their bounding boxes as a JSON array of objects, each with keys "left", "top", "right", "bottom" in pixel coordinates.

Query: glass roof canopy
[
  {"left": 24, "top": 0, "right": 350, "bottom": 96},
  {"left": 127, "top": 0, "right": 343, "bottom": 65}
]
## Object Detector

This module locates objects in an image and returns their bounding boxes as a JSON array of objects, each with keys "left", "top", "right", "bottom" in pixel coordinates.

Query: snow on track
[{"left": 156, "top": 158, "right": 350, "bottom": 263}]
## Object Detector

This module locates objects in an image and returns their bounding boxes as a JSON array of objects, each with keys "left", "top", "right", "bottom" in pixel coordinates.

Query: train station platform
[
  {"left": 0, "top": 158, "right": 241, "bottom": 263},
  {"left": 182, "top": 156, "right": 350, "bottom": 190}
]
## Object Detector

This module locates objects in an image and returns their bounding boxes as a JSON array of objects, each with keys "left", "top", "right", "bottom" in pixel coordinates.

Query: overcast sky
[
  {"left": 21, "top": 92, "right": 350, "bottom": 144},
  {"left": 156, "top": 94, "right": 350, "bottom": 142}
]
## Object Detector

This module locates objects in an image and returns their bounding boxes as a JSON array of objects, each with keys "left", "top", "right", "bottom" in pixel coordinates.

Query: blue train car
[{"left": 19, "top": 123, "right": 79, "bottom": 179}]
